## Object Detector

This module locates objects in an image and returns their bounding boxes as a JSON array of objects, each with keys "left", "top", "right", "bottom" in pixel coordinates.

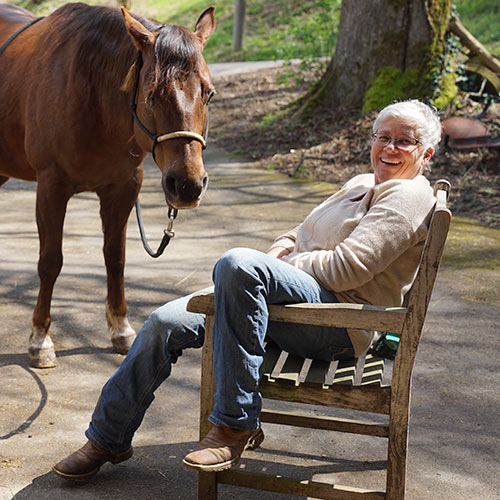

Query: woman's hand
[{"left": 268, "top": 246, "right": 291, "bottom": 259}]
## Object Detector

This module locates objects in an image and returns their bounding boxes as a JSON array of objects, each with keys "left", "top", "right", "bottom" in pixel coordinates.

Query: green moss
[
  {"left": 432, "top": 68, "right": 459, "bottom": 109},
  {"left": 362, "top": 66, "right": 420, "bottom": 113}
]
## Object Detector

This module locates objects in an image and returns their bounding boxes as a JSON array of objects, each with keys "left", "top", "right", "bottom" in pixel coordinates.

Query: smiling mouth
[{"left": 380, "top": 158, "right": 401, "bottom": 165}]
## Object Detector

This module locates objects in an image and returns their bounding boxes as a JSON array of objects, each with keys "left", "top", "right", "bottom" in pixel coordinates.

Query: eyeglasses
[{"left": 371, "top": 133, "right": 420, "bottom": 150}]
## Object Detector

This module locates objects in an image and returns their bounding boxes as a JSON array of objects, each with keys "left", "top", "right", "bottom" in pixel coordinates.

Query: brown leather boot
[
  {"left": 183, "top": 425, "right": 264, "bottom": 472},
  {"left": 52, "top": 441, "right": 133, "bottom": 480}
]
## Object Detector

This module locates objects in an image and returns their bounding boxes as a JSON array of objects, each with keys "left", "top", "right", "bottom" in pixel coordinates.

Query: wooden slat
[
  {"left": 353, "top": 356, "right": 366, "bottom": 386},
  {"left": 270, "top": 351, "right": 289, "bottom": 381},
  {"left": 298, "top": 358, "right": 313, "bottom": 384},
  {"left": 333, "top": 358, "right": 356, "bottom": 385},
  {"left": 187, "top": 292, "right": 406, "bottom": 332},
  {"left": 269, "top": 302, "right": 407, "bottom": 332},
  {"left": 260, "top": 379, "right": 391, "bottom": 414},
  {"left": 260, "top": 409, "right": 390, "bottom": 437},
  {"left": 361, "top": 355, "right": 385, "bottom": 386},
  {"left": 218, "top": 469, "right": 386, "bottom": 500},
  {"left": 261, "top": 342, "right": 282, "bottom": 382},
  {"left": 324, "top": 360, "right": 340, "bottom": 387}
]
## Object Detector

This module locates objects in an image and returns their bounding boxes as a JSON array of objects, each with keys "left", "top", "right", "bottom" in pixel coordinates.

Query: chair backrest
[{"left": 392, "top": 179, "right": 451, "bottom": 386}]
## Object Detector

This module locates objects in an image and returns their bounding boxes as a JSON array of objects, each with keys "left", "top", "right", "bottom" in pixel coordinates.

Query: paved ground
[{"left": 1, "top": 65, "right": 499, "bottom": 500}]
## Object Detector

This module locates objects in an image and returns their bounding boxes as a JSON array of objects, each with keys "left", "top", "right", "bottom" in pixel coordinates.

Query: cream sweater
[{"left": 269, "top": 173, "right": 436, "bottom": 356}]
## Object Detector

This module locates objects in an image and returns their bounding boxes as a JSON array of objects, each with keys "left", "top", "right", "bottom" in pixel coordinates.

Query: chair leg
[
  {"left": 199, "top": 314, "right": 216, "bottom": 438},
  {"left": 198, "top": 471, "right": 217, "bottom": 499},
  {"left": 197, "top": 314, "right": 218, "bottom": 499},
  {"left": 386, "top": 414, "right": 409, "bottom": 500}
]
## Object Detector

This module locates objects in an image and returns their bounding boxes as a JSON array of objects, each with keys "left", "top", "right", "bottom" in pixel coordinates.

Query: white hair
[{"left": 372, "top": 100, "right": 442, "bottom": 153}]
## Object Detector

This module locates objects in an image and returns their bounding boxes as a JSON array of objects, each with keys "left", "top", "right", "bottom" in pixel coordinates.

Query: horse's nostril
[
  {"left": 202, "top": 174, "right": 208, "bottom": 190},
  {"left": 164, "top": 175, "right": 176, "bottom": 197}
]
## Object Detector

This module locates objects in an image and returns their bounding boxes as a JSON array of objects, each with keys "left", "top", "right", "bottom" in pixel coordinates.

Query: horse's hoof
[
  {"left": 111, "top": 332, "right": 136, "bottom": 355},
  {"left": 29, "top": 347, "right": 57, "bottom": 368},
  {"left": 107, "top": 309, "right": 136, "bottom": 355}
]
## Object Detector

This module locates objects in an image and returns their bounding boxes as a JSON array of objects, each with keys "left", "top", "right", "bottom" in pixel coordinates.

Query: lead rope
[{"left": 135, "top": 202, "right": 178, "bottom": 258}]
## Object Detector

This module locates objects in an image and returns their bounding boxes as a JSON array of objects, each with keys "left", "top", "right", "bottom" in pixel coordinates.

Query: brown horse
[{"left": 0, "top": 3, "right": 215, "bottom": 368}]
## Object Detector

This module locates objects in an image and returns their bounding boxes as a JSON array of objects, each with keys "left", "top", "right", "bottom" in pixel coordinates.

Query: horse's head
[{"left": 122, "top": 7, "right": 215, "bottom": 209}]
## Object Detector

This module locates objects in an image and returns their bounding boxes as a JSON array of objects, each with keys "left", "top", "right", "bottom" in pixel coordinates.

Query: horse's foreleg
[
  {"left": 30, "top": 175, "right": 73, "bottom": 368},
  {"left": 97, "top": 172, "right": 142, "bottom": 355}
]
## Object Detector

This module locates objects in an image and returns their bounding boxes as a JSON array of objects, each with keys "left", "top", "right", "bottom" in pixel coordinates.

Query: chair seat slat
[{"left": 261, "top": 341, "right": 282, "bottom": 381}]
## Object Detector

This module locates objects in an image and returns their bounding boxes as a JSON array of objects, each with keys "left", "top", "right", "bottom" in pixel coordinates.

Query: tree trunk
[
  {"left": 298, "top": 0, "right": 453, "bottom": 114},
  {"left": 233, "top": 0, "right": 246, "bottom": 53}
]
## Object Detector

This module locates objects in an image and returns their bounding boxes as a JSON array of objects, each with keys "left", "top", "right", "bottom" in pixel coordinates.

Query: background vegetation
[{"left": 15, "top": 0, "right": 500, "bottom": 64}]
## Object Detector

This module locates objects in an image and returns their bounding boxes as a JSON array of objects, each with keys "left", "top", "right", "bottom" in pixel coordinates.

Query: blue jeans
[{"left": 86, "top": 248, "right": 353, "bottom": 453}]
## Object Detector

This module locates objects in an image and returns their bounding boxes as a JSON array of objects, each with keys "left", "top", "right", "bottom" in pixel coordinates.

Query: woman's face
[{"left": 371, "top": 117, "right": 434, "bottom": 184}]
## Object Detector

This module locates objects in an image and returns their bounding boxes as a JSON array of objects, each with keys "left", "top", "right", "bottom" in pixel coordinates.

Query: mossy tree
[{"left": 298, "top": 0, "right": 454, "bottom": 115}]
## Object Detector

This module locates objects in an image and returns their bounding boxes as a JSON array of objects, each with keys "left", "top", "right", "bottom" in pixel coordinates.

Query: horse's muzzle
[{"left": 162, "top": 171, "right": 209, "bottom": 209}]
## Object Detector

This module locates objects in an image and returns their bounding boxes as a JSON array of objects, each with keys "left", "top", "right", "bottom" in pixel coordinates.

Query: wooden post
[
  {"left": 449, "top": 16, "right": 500, "bottom": 74},
  {"left": 232, "top": 0, "right": 246, "bottom": 53}
]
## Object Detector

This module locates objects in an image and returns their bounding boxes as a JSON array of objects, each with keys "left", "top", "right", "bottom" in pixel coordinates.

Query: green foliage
[
  {"left": 454, "top": 0, "right": 500, "bottom": 55},
  {"left": 15, "top": 0, "right": 341, "bottom": 64},
  {"left": 14, "top": 0, "right": 500, "bottom": 65},
  {"left": 200, "top": 0, "right": 341, "bottom": 64}
]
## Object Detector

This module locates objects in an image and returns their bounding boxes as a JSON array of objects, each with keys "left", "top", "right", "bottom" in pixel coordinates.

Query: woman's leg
[
  {"left": 85, "top": 291, "right": 208, "bottom": 453},
  {"left": 209, "top": 248, "right": 352, "bottom": 432}
]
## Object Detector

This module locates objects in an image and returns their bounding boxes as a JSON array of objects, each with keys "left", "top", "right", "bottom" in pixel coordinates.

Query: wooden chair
[{"left": 187, "top": 180, "right": 451, "bottom": 500}]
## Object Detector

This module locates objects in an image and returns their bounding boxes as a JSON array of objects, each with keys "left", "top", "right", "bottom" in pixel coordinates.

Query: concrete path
[{"left": 1, "top": 71, "right": 499, "bottom": 500}]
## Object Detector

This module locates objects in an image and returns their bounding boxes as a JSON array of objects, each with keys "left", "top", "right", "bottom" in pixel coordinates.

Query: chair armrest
[
  {"left": 187, "top": 292, "right": 406, "bottom": 333},
  {"left": 187, "top": 291, "right": 216, "bottom": 314},
  {"left": 268, "top": 303, "right": 406, "bottom": 332}
]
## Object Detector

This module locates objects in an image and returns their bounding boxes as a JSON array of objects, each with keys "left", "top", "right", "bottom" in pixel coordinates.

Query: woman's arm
[
  {"left": 267, "top": 246, "right": 291, "bottom": 259},
  {"left": 267, "top": 226, "right": 299, "bottom": 256}
]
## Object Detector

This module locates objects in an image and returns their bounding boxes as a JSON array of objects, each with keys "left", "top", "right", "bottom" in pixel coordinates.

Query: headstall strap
[{"left": 129, "top": 53, "right": 209, "bottom": 164}]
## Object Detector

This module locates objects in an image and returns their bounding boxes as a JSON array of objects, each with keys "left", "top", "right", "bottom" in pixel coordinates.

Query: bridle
[
  {"left": 130, "top": 53, "right": 210, "bottom": 258},
  {"left": 130, "top": 54, "right": 209, "bottom": 163}
]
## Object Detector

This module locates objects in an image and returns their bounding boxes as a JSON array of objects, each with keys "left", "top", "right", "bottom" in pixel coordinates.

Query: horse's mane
[{"left": 45, "top": 3, "right": 202, "bottom": 98}]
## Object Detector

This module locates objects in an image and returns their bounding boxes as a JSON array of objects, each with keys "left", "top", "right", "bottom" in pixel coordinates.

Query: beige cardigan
[{"left": 269, "top": 173, "right": 436, "bottom": 356}]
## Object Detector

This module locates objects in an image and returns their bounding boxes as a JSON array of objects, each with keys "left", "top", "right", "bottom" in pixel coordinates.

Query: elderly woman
[{"left": 53, "top": 99, "right": 441, "bottom": 480}]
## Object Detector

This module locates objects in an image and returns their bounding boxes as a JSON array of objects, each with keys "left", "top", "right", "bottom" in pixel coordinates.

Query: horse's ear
[
  {"left": 194, "top": 6, "right": 215, "bottom": 49},
  {"left": 121, "top": 7, "right": 155, "bottom": 52}
]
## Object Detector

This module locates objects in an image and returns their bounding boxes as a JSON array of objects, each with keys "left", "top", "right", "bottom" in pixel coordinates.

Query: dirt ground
[
  {"left": 1, "top": 145, "right": 499, "bottom": 500},
  {"left": 209, "top": 66, "right": 500, "bottom": 228}
]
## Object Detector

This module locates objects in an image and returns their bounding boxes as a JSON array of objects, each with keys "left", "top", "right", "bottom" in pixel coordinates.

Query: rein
[
  {"left": 0, "top": 17, "right": 44, "bottom": 57},
  {"left": 130, "top": 54, "right": 210, "bottom": 258}
]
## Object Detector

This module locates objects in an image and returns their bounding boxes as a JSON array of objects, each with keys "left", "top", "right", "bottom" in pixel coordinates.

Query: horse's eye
[{"left": 207, "top": 89, "right": 216, "bottom": 104}]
